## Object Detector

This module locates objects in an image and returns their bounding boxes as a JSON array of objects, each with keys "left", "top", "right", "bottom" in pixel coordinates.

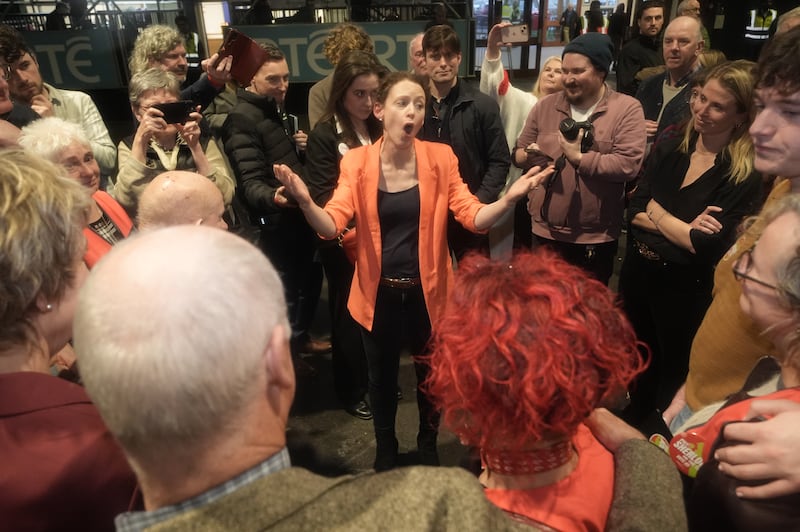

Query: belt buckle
[{"left": 635, "top": 240, "right": 661, "bottom": 261}]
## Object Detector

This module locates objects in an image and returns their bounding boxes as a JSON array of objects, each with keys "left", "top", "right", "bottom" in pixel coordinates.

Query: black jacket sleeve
[
  {"left": 473, "top": 94, "right": 511, "bottom": 203},
  {"left": 305, "top": 121, "right": 342, "bottom": 206},
  {"left": 222, "top": 109, "right": 280, "bottom": 214},
  {"left": 181, "top": 75, "right": 224, "bottom": 112}
]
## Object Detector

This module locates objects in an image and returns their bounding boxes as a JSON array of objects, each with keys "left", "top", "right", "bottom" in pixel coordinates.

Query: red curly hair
[{"left": 422, "top": 249, "right": 646, "bottom": 451}]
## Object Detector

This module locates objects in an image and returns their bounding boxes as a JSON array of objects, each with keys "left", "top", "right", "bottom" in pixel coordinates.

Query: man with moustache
[
  {"left": 514, "top": 33, "right": 645, "bottom": 285},
  {"left": 635, "top": 16, "right": 704, "bottom": 145},
  {"left": 0, "top": 63, "right": 33, "bottom": 131},
  {"left": 419, "top": 24, "right": 510, "bottom": 259},
  {"left": 616, "top": 1, "right": 665, "bottom": 96},
  {"left": 0, "top": 25, "right": 116, "bottom": 174},
  {"left": 128, "top": 24, "right": 232, "bottom": 111},
  {"left": 0, "top": 27, "right": 51, "bottom": 129}
]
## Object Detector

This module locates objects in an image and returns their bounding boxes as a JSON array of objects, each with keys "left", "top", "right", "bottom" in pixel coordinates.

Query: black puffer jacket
[{"left": 222, "top": 88, "right": 304, "bottom": 218}]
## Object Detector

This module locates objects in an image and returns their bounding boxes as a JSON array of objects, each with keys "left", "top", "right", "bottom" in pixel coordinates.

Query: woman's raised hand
[
  {"left": 505, "top": 164, "right": 556, "bottom": 203},
  {"left": 273, "top": 164, "right": 311, "bottom": 208}
]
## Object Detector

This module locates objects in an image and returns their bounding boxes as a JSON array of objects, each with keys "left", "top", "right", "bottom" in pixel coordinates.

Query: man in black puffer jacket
[{"left": 222, "top": 44, "right": 326, "bottom": 364}]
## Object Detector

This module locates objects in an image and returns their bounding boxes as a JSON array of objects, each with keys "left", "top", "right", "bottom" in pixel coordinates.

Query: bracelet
[{"left": 647, "top": 209, "right": 668, "bottom": 228}]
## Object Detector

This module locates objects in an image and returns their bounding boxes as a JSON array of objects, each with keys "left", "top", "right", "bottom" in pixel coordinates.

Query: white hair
[
  {"left": 19, "top": 117, "right": 90, "bottom": 162},
  {"left": 74, "top": 226, "right": 288, "bottom": 462}
]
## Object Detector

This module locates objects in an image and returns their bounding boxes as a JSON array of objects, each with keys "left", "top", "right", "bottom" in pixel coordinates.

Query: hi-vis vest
[{"left": 745, "top": 8, "right": 776, "bottom": 40}]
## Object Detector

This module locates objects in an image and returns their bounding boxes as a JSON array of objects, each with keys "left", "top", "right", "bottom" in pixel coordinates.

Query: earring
[{"left": 45, "top": 304, "right": 53, "bottom": 311}]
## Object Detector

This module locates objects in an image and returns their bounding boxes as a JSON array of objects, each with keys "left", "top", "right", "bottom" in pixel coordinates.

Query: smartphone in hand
[
  {"left": 151, "top": 101, "right": 195, "bottom": 124},
  {"left": 501, "top": 24, "right": 529, "bottom": 44}
]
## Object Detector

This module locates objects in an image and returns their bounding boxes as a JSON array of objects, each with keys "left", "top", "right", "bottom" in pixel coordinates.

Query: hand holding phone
[
  {"left": 524, "top": 144, "right": 554, "bottom": 160},
  {"left": 501, "top": 23, "right": 529, "bottom": 44},
  {"left": 151, "top": 101, "right": 195, "bottom": 124}
]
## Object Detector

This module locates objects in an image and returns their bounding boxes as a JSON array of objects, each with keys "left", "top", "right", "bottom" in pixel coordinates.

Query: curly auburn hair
[
  {"left": 322, "top": 23, "right": 374, "bottom": 66},
  {"left": 422, "top": 249, "right": 646, "bottom": 451}
]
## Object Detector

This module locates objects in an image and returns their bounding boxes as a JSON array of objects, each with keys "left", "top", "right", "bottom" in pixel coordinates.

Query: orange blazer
[{"left": 324, "top": 138, "right": 485, "bottom": 331}]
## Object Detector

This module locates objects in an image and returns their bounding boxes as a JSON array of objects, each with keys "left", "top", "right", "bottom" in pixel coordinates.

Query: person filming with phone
[
  {"left": 114, "top": 68, "right": 234, "bottom": 219},
  {"left": 514, "top": 33, "right": 645, "bottom": 285}
]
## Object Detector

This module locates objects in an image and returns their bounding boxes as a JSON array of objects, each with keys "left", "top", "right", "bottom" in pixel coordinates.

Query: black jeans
[
  {"left": 318, "top": 242, "right": 367, "bottom": 406},
  {"left": 618, "top": 249, "right": 714, "bottom": 427},
  {"left": 532, "top": 236, "right": 618, "bottom": 286},
  {"left": 258, "top": 210, "right": 321, "bottom": 348},
  {"left": 361, "top": 284, "right": 437, "bottom": 445}
]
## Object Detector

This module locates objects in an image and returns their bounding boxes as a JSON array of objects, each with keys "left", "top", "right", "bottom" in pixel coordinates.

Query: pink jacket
[{"left": 516, "top": 87, "right": 645, "bottom": 244}]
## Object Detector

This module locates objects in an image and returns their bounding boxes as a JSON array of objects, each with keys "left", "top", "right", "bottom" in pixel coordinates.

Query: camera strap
[
  {"left": 539, "top": 154, "right": 567, "bottom": 225},
  {"left": 539, "top": 113, "right": 598, "bottom": 229}
]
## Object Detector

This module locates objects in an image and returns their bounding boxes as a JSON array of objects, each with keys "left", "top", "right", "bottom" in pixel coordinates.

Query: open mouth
[{"left": 403, "top": 123, "right": 414, "bottom": 135}]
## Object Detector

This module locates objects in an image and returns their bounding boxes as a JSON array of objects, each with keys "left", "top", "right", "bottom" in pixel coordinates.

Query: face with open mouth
[{"left": 374, "top": 78, "right": 426, "bottom": 148}]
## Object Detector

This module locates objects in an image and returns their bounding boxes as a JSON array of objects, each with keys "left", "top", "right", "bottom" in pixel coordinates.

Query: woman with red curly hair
[{"left": 424, "top": 249, "right": 645, "bottom": 531}]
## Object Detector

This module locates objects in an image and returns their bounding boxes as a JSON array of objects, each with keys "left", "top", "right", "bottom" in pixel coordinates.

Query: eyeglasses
[{"left": 732, "top": 246, "right": 779, "bottom": 290}]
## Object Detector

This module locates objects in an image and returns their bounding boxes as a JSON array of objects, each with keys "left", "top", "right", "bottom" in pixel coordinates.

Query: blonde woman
[
  {"left": 0, "top": 150, "right": 138, "bottom": 529},
  {"left": 620, "top": 61, "right": 763, "bottom": 424},
  {"left": 480, "top": 23, "right": 563, "bottom": 256}
]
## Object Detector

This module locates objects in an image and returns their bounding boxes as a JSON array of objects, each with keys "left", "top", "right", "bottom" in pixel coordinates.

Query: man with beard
[
  {"left": 128, "top": 24, "right": 232, "bottom": 111},
  {"left": 419, "top": 25, "right": 510, "bottom": 259},
  {"left": 514, "top": 33, "right": 645, "bottom": 285},
  {"left": 0, "top": 25, "right": 116, "bottom": 175},
  {"left": 635, "top": 16, "right": 704, "bottom": 146},
  {"left": 616, "top": 1, "right": 665, "bottom": 96}
]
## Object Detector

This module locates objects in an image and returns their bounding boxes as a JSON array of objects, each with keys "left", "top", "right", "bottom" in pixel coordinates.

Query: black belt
[{"left": 379, "top": 277, "right": 421, "bottom": 289}]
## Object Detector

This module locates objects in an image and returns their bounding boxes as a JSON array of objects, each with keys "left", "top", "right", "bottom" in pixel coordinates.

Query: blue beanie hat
[{"left": 562, "top": 33, "right": 614, "bottom": 73}]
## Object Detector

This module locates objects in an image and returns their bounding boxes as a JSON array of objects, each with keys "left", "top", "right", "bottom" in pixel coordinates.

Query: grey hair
[
  {"left": 128, "top": 68, "right": 181, "bottom": 106},
  {"left": 676, "top": 0, "right": 698, "bottom": 17},
  {"left": 19, "top": 117, "right": 90, "bottom": 162},
  {"left": 760, "top": 194, "right": 800, "bottom": 312},
  {"left": 74, "top": 226, "right": 289, "bottom": 463}
]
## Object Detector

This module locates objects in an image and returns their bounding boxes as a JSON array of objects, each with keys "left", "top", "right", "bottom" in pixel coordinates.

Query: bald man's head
[
  {"left": 74, "top": 226, "right": 293, "bottom": 466},
  {"left": 663, "top": 16, "right": 704, "bottom": 78},
  {"left": 137, "top": 171, "right": 227, "bottom": 231}
]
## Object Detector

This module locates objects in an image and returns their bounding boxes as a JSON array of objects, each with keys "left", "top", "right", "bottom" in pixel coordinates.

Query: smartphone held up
[
  {"left": 501, "top": 24, "right": 529, "bottom": 44},
  {"left": 151, "top": 100, "right": 195, "bottom": 124}
]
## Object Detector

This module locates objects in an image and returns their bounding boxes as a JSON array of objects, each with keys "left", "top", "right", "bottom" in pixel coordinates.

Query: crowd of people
[{"left": 2, "top": 6, "right": 800, "bottom": 530}]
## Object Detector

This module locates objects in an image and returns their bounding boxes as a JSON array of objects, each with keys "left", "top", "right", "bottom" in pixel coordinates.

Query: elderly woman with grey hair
[
  {"left": 19, "top": 117, "right": 133, "bottom": 268},
  {"left": 115, "top": 68, "right": 235, "bottom": 217}
]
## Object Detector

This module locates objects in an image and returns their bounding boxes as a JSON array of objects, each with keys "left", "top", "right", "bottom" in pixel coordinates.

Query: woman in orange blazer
[{"left": 276, "top": 71, "right": 554, "bottom": 471}]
